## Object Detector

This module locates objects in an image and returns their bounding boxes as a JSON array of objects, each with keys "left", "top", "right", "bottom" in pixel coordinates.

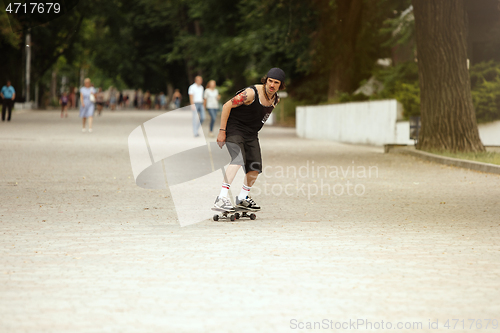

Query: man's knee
[{"left": 248, "top": 161, "right": 262, "bottom": 174}]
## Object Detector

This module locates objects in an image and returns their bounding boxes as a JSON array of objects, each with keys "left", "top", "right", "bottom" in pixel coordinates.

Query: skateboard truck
[
  {"left": 212, "top": 210, "right": 236, "bottom": 222},
  {"left": 234, "top": 211, "right": 256, "bottom": 220}
]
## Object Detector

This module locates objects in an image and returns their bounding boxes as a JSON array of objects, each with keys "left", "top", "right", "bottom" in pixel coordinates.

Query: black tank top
[{"left": 226, "top": 85, "right": 276, "bottom": 139}]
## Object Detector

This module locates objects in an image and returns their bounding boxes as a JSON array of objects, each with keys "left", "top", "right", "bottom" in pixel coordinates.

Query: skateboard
[{"left": 211, "top": 207, "right": 257, "bottom": 221}]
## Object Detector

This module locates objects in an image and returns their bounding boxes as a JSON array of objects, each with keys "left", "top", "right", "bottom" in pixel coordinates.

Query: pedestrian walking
[
  {"left": 124, "top": 94, "right": 129, "bottom": 108},
  {"left": 204, "top": 80, "right": 221, "bottom": 137},
  {"left": 213, "top": 68, "right": 285, "bottom": 213},
  {"left": 144, "top": 91, "right": 151, "bottom": 110},
  {"left": 60, "top": 91, "right": 69, "bottom": 118},
  {"left": 109, "top": 88, "right": 117, "bottom": 111},
  {"left": 159, "top": 92, "right": 167, "bottom": 110},
  {"left": 188, "top": 76, "right": 205, "bottom": 137},
  {"left": 133, "top": 90, "right": 138, "bottom": 109},
  {"left": 95, "top": 87, "right": 104, "bottom": 116},
  {"left": 172, "top": 89, "right": 182, "bottom": 109},
  {"left": 118, "top": 91, "right": 124, "bottom": 108},
  {"left": 79, "top": 78, "right": 96, "bottom": 132},
  {"left": 1, "top": 80, "right": 16, "bottom": 122},
  {"left": 154, "top": 93, "right": 161, "bottom": 110},
  {"left": 138, "top": 89, "right": 144, "bottom": 109},
  {"left": 69, "top": 87, "right": 76, "bottom": 109}
]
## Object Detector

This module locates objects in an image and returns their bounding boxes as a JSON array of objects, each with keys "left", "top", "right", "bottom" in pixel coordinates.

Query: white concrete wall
[
  {"left": 478, "top": 120, "right": 500, "bottom": 146},
  {"left": 296, "top": 100, "right": 500, "bottom": 146},
  {"left": 395, "top": 121, "right": 414, "bottom": 145},
  {"left": 296, "top": 100, "right": 413, "bottom": 146}
]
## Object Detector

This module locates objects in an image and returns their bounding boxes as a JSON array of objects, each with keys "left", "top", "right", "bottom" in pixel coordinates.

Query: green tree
[
  {"left": 0, "top": 6, "right": 22, "bottom": 94},
  {"left": 312, "top": 0, "right": 406, "bottom": 100}
]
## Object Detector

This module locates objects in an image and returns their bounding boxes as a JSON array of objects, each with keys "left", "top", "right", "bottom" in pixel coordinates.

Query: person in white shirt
[
  {"left": 203, "top": 80, "right": 221, "bottom": 137},
  {"left": 79, "top": 78, "right": 96, "bottom": 132},
  {"left": 188, "top": 76, "right": 205, "bottom": 137}
]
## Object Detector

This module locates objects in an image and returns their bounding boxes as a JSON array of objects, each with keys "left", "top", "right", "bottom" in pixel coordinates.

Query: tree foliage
[
  {"left": 470, "top": 61, "right": 500, "bottom": 123},
  {"left": 1, "top": 0, "right": 419, "bottom": 104}
]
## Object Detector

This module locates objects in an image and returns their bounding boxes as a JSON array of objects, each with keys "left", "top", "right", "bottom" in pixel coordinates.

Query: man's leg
[
  {"left": 218, "top": 163, "right": 241, "bottom": 197},
  {"left": 214, "top": 164, "right": 241, "bottom": 210},
  {"left": 197, "top": 103, "right": 205, "bottom": 125},
  {"left": 7, "top": 100, "right": 13, "bottom": 121},
  {"left": 214, "top": 136, "right": 246, "bottom": 210},
  {"left": 1, "top": 100, "right": 6, "bottom": 121},
  {"left": 244, "top": 170, "right": 259, "bottom": 187},
  {"left": 220, "top": 137, "right": 246, "bottom": 194},
  {"left": 192, "top": 107, "right": 199, "bottom": 136},
  {"left": 208, "top": 108, "right": 216, "bottom": 133},
  {"left": 237, "top": 171, "right": 258, "bottom": 201},
  {"left": 235, "top": 138, "right": 262, "bottom": 209}
]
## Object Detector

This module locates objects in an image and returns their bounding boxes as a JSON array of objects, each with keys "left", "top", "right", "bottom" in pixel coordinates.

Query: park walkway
[{"left": 1, "top": 110, "right": 499, "bottom": 332}]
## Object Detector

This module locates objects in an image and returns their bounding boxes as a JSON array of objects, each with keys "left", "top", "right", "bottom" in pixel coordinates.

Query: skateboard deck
[{"left": 211, "top": 207, "right": 258, "bottom": 221}]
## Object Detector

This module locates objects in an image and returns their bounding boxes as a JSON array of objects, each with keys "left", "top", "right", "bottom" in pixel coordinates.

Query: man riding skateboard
[{"left": 214, "top": 68, "right": 286, "bottom": 212}]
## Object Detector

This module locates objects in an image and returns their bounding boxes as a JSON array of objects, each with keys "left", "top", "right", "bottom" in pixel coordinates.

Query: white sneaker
[
  {"left": 89, "top": 128, "right": 93, "bottom": 133},
  {"left": 213, "top": 196, "right": 235, "bottom": 212},
  {"left": 235, "top": 195, "right": 261, "bottom": 211},
  {"left": 82, "top": 128, "right": 86, "bottom": 133}
]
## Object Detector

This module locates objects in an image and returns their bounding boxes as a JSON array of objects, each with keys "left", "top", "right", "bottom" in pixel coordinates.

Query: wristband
[{"left": 219, "top": 129, "right": 226, "bottom": 131}]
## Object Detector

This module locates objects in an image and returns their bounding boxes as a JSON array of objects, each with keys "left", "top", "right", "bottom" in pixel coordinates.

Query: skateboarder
[{"left": 214, "top": 68, "right": 286, "bottom": 212}]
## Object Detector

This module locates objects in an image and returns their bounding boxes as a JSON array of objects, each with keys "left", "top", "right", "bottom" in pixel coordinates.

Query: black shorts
[{"left": 226, "top": 135, "right": 262, "bottom": 173}]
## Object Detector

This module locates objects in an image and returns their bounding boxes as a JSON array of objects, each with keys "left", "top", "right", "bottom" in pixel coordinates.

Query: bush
[
  {"left": 470, "top": 61, "right": 500, "bottom": 123},
  {"left": 338, "top": 92, "right": 370, "bottom": 103},
  {"left": 336, "top": 62, "right": 421, "bottom": 118},
  {"left": 338, "top": 60, "right": 500, "bottom": 122},
  {"left": 374, "top": 61, "right": 420, "bottom": 118},
  {"left": 392, "top": 81, "right": 420, "bottom": 118},
  {"left": 289, "top": 61, "right": 500, "bottom": 124}
]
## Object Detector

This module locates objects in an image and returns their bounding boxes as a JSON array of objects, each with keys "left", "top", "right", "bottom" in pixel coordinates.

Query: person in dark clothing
[
  {"left": 213, "top": 68, "right": 285, "bottom": 212},
  {"left": 60, "top": 91, "right": 69, "bottom": 118},
  {"left": 1, "top": 80, "right": 16, "bottom": 122},
  {"left": 118, "top": 92, "right": 124, "bottom": 107}
]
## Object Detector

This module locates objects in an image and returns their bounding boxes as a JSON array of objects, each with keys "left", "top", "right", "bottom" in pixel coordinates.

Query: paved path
[{"left": 1, "top": 110, "right": 499, "bottom": 333}]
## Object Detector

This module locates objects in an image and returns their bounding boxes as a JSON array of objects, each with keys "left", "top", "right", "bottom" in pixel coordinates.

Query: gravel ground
[{"left": 1, "top": 110, "right": 499, "bottom": 333}]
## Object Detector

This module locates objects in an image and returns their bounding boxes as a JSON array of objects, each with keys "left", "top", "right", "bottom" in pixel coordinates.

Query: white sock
[
  {"left": 238, "top": 185, "right": 251, "bottom": 200},
  {"left": 219, "top": 183, "right": 230, "bottom": 198}
]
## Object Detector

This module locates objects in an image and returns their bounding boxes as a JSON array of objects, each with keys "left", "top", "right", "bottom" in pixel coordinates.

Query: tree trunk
[
  {"left": 50, "top": 69, "right": 57, "bottom": 102},
  {"left": 327, "top": 0, "right": 363, "bottom": 99},
  {"left": 412, "top": 0, "right": 484, "bottom": 152}
]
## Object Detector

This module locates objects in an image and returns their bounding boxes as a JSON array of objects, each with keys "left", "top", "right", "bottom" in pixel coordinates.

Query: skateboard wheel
[
  {"left": 230, "top": 215, "right": 235, "bottom": 221},
  {"left": 235, "top": 213, "right": 240, "bottom": 219},
  {"left": 250, "top": 213, "right": 256, "bottom": 220},
  {"left": 213, "top": 214, "right": 219, "bottom": 221}
]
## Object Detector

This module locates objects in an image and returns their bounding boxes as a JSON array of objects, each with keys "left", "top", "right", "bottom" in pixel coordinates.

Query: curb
[{"left": 386, "top": 145, "right": 500, "bottom": 175}]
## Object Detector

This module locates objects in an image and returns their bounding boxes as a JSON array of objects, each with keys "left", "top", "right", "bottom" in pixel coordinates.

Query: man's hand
[
  {"left": 189, "top": 94, "right": 196, "bottom": 111},
  {"left": 217, "top": 130, "right": 226, "bottom": 148}
]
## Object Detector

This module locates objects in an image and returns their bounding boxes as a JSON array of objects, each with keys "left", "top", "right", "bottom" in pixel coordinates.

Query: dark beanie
[{"left": 267, "top": 68, "right": 285, "bottom": 83}]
